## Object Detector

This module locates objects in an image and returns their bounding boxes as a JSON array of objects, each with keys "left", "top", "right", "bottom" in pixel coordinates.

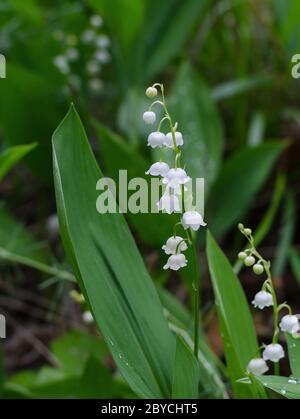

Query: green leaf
[
  {"left": 211, "top": 76, "right": 273, "bottom": 102},
  {"left": 51, "top": 330, "right": 109, "bottom": 376},
  {"left": 0, "top": 343, "right": 4, "bottom": 398},
  {"left": 286, "top": 334, "right": 300, "bottom": 379},
  {"left": 209, "top": 142, "right": 284, "bottom": 238},
  {"left": 145, "top": 0, "right": 208, "bottom": 80},
  {"left": 8, "top": 0, "right": 43, "bottom": 24},
  {"left": 172, "top": 336, "right": 199, "bottom": 399},
  {"left": 169, "top": 62, "right": 224, "bottom": 194},
  {"left": 52, "top": 105, "right": 175, "bottom": 399},
  {"left": 206, "top": 231, "right": 265, "bottom": 399},
  {"left": 289, "top": 246, "right": 300, "bottom": 287},
  {"left": 0, "top": 143, "right": 37, "bottom": 181},
  {"left": 255, "top": 376, "right": 300, "bottom": 399}
]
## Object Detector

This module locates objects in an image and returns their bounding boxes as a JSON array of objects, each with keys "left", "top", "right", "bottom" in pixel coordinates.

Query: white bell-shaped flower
[
  {"left": 147, "top": 132, "right": 166, "bottom": 148},
  {"left": 157, "top": 193, "right": 180, "bottom": 214},
  {"left": 279, "top": 315, "right": 300, "bottom": 334},
  {"left": 162, "top": 236, "right": 188, "bottom": 255},
  {"left": 163, "top": 254, "right": 187, "bottom": 271},
  {"left": 162, "top": 168, "right": 190, "bottom": 194},
  {"left": 164, "top": 131, "right": 184, "bottom": 148},
  {"left": 143, "top": 111, "right": 156, "bottom": 124},
  {"left": 252, "top": 291, "right": 273, "bottom": 310},
  {"left": 145, "top": 162, "right": 169, "bottom": 176},
  {"left": 263, "top": 343, "right": 285, "bottom": 363},
  {"left": 247, "top": 358, "right": 269, "bottom": 376},
  {"left": 182, "top": 211, "right": 206, "bottom": 231}
]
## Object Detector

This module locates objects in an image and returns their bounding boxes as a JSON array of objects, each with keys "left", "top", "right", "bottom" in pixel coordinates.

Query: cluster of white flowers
[
  {"left": 142, "top": 84, "right": 206, "bottom": 271},
  {"left": 237, "top": 224, "right": 300, "bottom": 376},
  {"left": 52, "top": 14, "right": 110, "bottom": 94}
]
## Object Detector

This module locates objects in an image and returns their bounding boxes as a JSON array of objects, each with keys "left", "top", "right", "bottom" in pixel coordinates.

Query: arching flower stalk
[
  {"left": 238, "top": 223, "right": 299, "bottom": 376},
  {"left": 143, "top": 83, "right": 206, "bottom": 356}
]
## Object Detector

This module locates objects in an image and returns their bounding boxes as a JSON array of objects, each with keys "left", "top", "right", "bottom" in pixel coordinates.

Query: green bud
[
  {"left": 238, "top": 251, "right": 247, "bottom": 260},
  {"left": 244, "top": 256, "right": 255, "bottom": 266},
  {"left": 253, "top": 264, "right": 264, "bottom": 275}
]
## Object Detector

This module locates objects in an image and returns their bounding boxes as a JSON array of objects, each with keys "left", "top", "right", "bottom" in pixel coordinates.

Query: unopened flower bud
[
  {"left": 253, "top": 263, "right": 264, "bottom": 275},
  {"left": 238, "top": 251, "right": 247, "bottom": 260},
  {"left": 244, "top": 256, "right": 255, "bottom": 266},
  {"left": 146, "top": 86, "right": 157, "bottom": 98},
  {"left": 244, "top": 228, "right": 252, "bottom": 235}
]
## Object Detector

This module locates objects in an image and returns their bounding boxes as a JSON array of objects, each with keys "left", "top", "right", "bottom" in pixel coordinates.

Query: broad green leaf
[
  {"left": 145, "top": 0, "right": 208, "bottom": 80},
  {"left": 0, "top": 63, "right": 62, "bottom": 182},
  {"left": 206, "top": 231, "right": 264, "bottom": 399},
  {"left": 52, "top": 105, "right": 175, "bottom": 398},
  {"left": 172, "top": 336, "right": 199, "bottom": 399},
  {"left": 273, "top": 192, "right": 296, "bottom": 276},
  {"left": 209, "top": 142, "right": 284, "bottom": 238},
  {"left": 8, "top": 0, "right": 43, "bottom": 24},
  {"left": 211, "top": 76, "right": 273, "bottom": 102},
  {"left": 0, "top": 143, "right": 36, "bottom": 181},
  {"left": 169, "top": 62, "right": 224, "bottom": 195},
  {"left": 289, "top": 246, "right": 300, "bottom": 287},
  {"left": 95, "top": 121, "right": 176, "bottom": 246},
  {"left": 255, "top": 376, "right": 300, "bottom": 399},
  {"left": 51, "top": 330, "right": 109, "bottom": 376},
  {"left": 286, "top": 334, "right": 300, "bottom": 379},
  {"left": 0, "top": 343, "right": 4, "bottom": 398}
]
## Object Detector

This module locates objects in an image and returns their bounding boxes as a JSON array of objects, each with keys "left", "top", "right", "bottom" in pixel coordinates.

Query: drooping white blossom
[
  {"left": 145, "top": 162, "right": 169, "bottom": 176},
  {"left": 95, "top": 35, "right": 110, "bottom": 48},
  {"left": 86, "top": 60, "right": 100, "bottom": 76},
  {"left": 279, "top": 315, "right": 300, "bottom": 334},
  {"left": 164, "top": 131, "right": 184, "bottom": 148},
  {"left": 247, "top": 358, "right": 269, "bottom": 376},
  {"left": 162, "top": 236, "right": 188, "bottom": 255},
  {"left": 252, "top": 291, "right": 273, "bottom": 309},
  {"left": 263, "top": 343, "right": 285, "bottom": 363},
  {"left": 65, "top": 47, "right": 79, "bottom": 62},
  {"left": 162, "top": 168, "right": 190, "bottom": 194},
  {"left": 163, "top": 253, "right": 187, "bottom": 271},
  {"left": 143, "top": 111, "right": 156, "bottom": 124},
  {"left": 81, "top": 29, "right": 96, "bottom": 44},
  {"left": 147, "top": 132, "right": 166, "bottom": 148},
  {"left": 182, "top": 211, "right": 206, "bottom": 231},
  {"left": 53, "top": 55, "right": 70, "bottom": 74},
  {"left": 157, "top": 193, "right": 180, "bottom": 214}
]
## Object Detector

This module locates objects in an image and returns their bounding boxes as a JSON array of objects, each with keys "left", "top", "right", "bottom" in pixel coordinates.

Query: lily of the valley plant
[
  {"left": 143, "top": 83, "right": 206, "bottom": 355},
  {"left": 237, "top": 224, "right": 299, "bottom": 377}
]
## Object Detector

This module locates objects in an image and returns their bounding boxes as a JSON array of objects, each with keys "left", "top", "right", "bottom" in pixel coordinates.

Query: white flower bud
[
  {"left": 164, "top": 131, "right": 184, "bottom": 148},
  {"left": 163, "top": 253, "right": 187, "bottom": 271},
  {"left": 182, "top": 211, "right": 206, "bottom": 231},
  {"left": 82, "top": 311, "right": 94, "bottom": 324},
  {"left": 244, "top": 255, "right": 255, "bottom": 266},
  {"left": 247, "top": 358, "right": 269, "bottom": 376},
  {"left": 244, "top": 228, "right": 252, "bottom": 235},
  {"left": 279, "top": 315, "right": 300, "bottom": 334},
  {"left": 86, "top": 60, "right": 100, "bottom": 76},
  {"left": 253, "top": 263, "right": 264, "bottom": 275},
  {"left": 81, "top": 29, "right": 96, "bottom": 44},
  {"left": 95, "top": 35, "right": 110, "bottom": 48},
  {"left": 90, "top": 15, "right": 103, "bottom": 28},
  {"left": 143, "top": 111, "right": 156, "bottom": 124},
  {"left": 145, "top": 162, "right": 169, "bottom": 176},
  {"left": 162, "top": 236, "right": 188, "bottom": 255},
  {"left": 147, "top": 132, "right": 165, "bottom": 148},
  {"left": 65, "top": 47, "right": 79, "bottom": 61},
  {"left": 238, "top": 251, "right": 247, "bottom": 260},
  {"left": 252, "top": 291, "right": 273, "bottom": 309},
  {"left": 262, "top": 343, "right": 285, "bottom": 363},
  {"left": 53, "top": 55, "right": 70, "bottom": 74},
  {"left": 146, "top": 86, "right": 157, "bottom": 98},
  {"left": 157, "top": 193, "right": 180, "bottom": 214},
  {"left": 94, "top": 50, "right": 110, "bottom": 63},
  {"left": 89, "top": 78, "right": 103, "bottom": 92}
]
